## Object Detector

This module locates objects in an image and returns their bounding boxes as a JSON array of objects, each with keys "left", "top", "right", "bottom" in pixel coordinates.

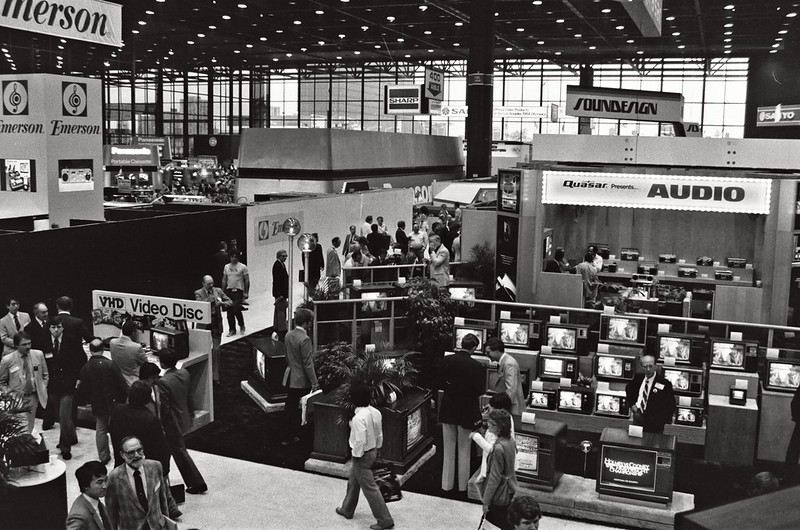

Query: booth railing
[{"left": 341, "top": 261, "right": 465, "bottom": 286}]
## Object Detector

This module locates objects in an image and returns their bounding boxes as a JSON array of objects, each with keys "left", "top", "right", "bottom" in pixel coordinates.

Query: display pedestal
[
  {"left": 247, "top": 336, "right": 288, "bottom": 402},
  {"left": 0, "top": 458, "right": 67, "bottom": 530},
  {"left": 705, "top": 394, "right": 758, "bottom": 466},
  {"left": 758, "top": 390, "right": 795, "bottom": 462}
]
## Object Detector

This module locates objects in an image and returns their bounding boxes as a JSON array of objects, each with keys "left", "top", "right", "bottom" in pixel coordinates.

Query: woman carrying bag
[{"left": 480, "top": 409, "right": 518, "bottom": 530}]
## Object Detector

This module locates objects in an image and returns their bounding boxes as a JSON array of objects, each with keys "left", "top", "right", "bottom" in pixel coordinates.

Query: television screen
[
  {"left": 256, "top": 350, "right": 266, "bottom": 380},
  {"left": 658, "top": 335, "right": 692, "bottom": 363},
  {"left": 360, "top": 291, "right": 388, "bottom": 313},
  {"left": 454, "top": 327, "right": 485, "bottom": 350},
  {"left": 498, "top": 320, "right": 531, "bottom": 347},
  {"left": 711, "top": 341, "right": 746, "bottom": 369},
  {"left": 596, "top": 394, "right": 623, "bottom": 414},
  {"left": 151, "top": 330, "right": 170, "bottom": 352},
  {"left": 662, "top": 367, "right": 703, "bottom": 396},
  {"left": 768, "top": 362, "right": 800, "bottom": 391},
  {"left": 449, "top": 287, "right": 476, "bottom": 301},
  {"left": 542, "top": 358, "right": 564, "bottom": 378},
  {"left": 731, "top": 389, "right": 746, "bottom": 400},
  {"left": 516, "top": 433, "right": 539, "bottom": 475},
  {"left": 406, "top": 406, "right": 424, "bottom": 451},
  {"left": 676, "top": 408, "right": 697, "bottom": 424},
  {"left": 599, "top": 445, "right": 657, "bottom": 492},
  {"left": 559, "top": 390, "right": 585, "bottom": 411},
  {"left": 663, "top": 369, "right": 690, "bottom": 391},
  {"left": 601, "top": 314, "right": 647, "bottom": 346},
  {"left": 546, "top": 326, "right": 577, "bottom": 353},
  {"left": 529, "top": 390, "right": 554, "bottom": 409},
  {"left": 597, "top": 356, "right": 624, "bottom": 377}
]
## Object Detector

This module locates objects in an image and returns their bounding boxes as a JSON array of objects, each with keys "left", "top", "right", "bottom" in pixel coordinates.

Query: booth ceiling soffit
[{"left": 0, "top": 1, "right": 796, "bottom": 76}]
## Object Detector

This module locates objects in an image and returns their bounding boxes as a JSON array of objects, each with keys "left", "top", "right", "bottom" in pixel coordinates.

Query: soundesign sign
[{"left": 566, "top": 86, "right": 683, "bottom": 123}]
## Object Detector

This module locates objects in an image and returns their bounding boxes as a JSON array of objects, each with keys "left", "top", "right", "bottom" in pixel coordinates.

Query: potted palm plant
[{"left": 0, "top": 389, "right": 42, "bottom": 505}]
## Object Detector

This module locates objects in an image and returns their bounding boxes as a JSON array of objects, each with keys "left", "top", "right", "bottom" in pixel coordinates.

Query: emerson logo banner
[
  {"left": 1, "top": 0, "right": 123, "bottom": 47},
  {"left": 542, "top": 170, "right": 772, "bottom": 214}
]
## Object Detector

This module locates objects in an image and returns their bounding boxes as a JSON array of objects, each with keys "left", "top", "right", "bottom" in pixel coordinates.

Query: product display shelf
[
  {"left": 598, "top": 270, "right": 752, "bottom": 288},
  {"left": 704, "top": 394, "right": 759, "bottom": 466},
  {"left": 757, "top": 389, "right": 795, "bottom": 462}
]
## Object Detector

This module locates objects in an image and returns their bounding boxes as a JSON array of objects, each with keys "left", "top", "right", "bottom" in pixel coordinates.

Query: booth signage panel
[
  {"left": 423, "top": 67, "right": 444, "bottom": 100},
  {"left": 254, "top": 211, "right": 304, "bottom": 247},
  {"left": 756, "top": 104, "right": 800, "bottom": 127},
  {"left": 542, "top": 171, "right": 772, "bottom": 214},
  {"left": 566, "top": 86, "right": 683, "bottom": 122},
  {"left": 133, "top": 136, "right": 172, "bottom": 160},
  {"left": 440, "top": 104, "right": 559, "bottom": 121},
  {"left": 104, "top": 145, "right": 159, "bottom": 167},
  {"left": 384, "top": 85, "right": 422, "bottom": 115},
  {"left": 0, "top": 0, "right": 123, "bottom": 47},
  {"left": 92, "top": 290, "right": 211, "bottom": 324}
]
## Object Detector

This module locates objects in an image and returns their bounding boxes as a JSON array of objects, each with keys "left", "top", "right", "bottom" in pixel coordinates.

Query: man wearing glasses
[{"left": 106, "top": 436, "right": 175, "bottom": 530}]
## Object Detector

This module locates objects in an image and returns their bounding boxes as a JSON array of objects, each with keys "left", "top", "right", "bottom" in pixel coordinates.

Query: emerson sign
[
  {"left": 542, "top": 170, "right": 772, "bottom": 214},
  {"left": 566, "top": 86, "right": 683, "bottom": 123},
  {"left": 93, "top": 290, "right": 211, "bottom": 325},
  {"left": 1, "top": 0, "right": 123, "bottom": 47}
]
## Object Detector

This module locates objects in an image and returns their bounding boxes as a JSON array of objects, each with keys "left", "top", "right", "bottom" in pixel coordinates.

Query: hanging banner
[
  {"left": 566, "top": 86, "right": 683, "bottom": 123},
  {"left": 0, "top": 0, "right": 123, "bottom": 47},
  {"left": 440, "top": 104, "right": 559, "bottom": 121},
  {"left": 92, "top": 290, "right": 211, "bottom": 325},
  {"left": 542, "top": 171, "right": 772, "bottom": 214},
  {"left": 756, "top": 104, "right": 800, "bottom": 127}
]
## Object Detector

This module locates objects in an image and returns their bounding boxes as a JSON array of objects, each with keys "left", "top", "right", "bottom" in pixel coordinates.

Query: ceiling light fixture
[
  {"left": 724, "top": 4, "right": 735, "bottom": 10},
  {"left": 556, "top": 18, "right": 565, "bottom": 23},
  {"left": 387, "top": 16, "right": 395, "bottom": 22},
  {"left": 137, "top": 20, "right": 146, "bottom": 25},
  {"left": 293, "top": 20, "right": 301, "bottom": 25},
  {"left": 222, "top": 15, "right": 231, "bottom": 20},
  {"left": 238, "top": 3, "right": 247, "bottom": 8},
  {"left": 315, "top": 10, "right": 324, "bottom": 15},
  {"left": 537, "top": 40, "right": 545, "bottom": 45},
  {"left": 209, "top": 25, "right": 216, "bottom": 29},
  {"left": 788, "top": 12, "right": 798, "bottom": 18}
]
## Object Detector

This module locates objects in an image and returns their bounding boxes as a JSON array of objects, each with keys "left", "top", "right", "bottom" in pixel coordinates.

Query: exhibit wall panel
[
  {"left": 245, "top": 188, "right": 414, "bottom": 299},
  {"left": 460, "top": 208, "right": 497, "bottom": 262}
]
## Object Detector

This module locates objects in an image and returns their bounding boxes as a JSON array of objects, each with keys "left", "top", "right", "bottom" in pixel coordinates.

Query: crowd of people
[{"left": 544, "top": 244, "right": 605, "bottom": 304}]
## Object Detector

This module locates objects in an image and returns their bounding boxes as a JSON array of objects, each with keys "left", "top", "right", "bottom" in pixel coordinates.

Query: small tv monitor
[
  {"left": 556, "top": 387, "right": 593, "bottom": 414},
  {"left": 595, "top": 392, "right": 630, "bottom": 417},
  {"left": 544, "top": 323, "right": 589, "bottom": 355},
  {"left": 674, "top": 406, "right": 704, "bottom": 427},
  {"left": 599, "top": 445, "right": 658, "bottom": 493},
  {"left": 600, "top": 314, "right": 647, "bottom": 346},
  {"left": 657, "top": 334, "right": 693, "bottom": 364},
  {"left": 595, "top": 353, "right": 636, "bottom": 382},
  {"left": 538, "top": 353, "right": 579, "bottom": 382},
  {"left": 360, "top": 291, "right": 388, "bottom": 313},
  {"left": 150, "top": 326, "right": 189, "bottom": 359},
  {"left": 453, "top": 326, "right": 486, "bottom": 350},
  {"left": 528, "top": 388, "right": 557, "bottom": 410},
  {"left": 449, "top": 287, "right": 476, "bottom": 301},
  {"left": 498, "top": 319, "right": 539, "bottom": 348},
  {"left": 710, "top": 340, "right": 755, "bottom": 371},
  {"left": 765, "top": 359, "right": 800, "bottom": 393},
  {"left": 662, "top": 366, "right": 704, "bottom": 397}
]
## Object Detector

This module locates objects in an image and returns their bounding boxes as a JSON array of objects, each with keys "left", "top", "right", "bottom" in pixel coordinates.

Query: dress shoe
[
  {"left": 227, "top": 330, "right": 236, "bottom": 337},
  {"left": 61, "top": 450, "right": 72, "bottom": 460},
  {"left": 185, "top": 485, "right": 208, "bottom": 495},
  {"left": 169, "top": 509, "right": 183, "bottom": 519},
  {"left": 280, "top": 436, "right": 300, "bottom": 446},
  {"left": 335, "top": 508, "right": 353, "bottom": 520},
  {"left": 370, "top": 524, "right": 394, "bottom": 530},
  {"left": 41, "top": 423, "right": 54, "bottom": 430},
  {"left": 240, "top": 327, "right": 246, "bottom": 334}
]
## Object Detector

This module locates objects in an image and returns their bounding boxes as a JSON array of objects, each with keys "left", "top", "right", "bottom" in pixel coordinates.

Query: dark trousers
[
  {"left": 225, "top": 289, "right": 245, "bottom": 331},
  {"left": 340, "top": 448, "right": 393, "bottom": 527},
  {"left": 42, "top": 387, "right": 59, "bottom": 427},
  {"left": 57, "top": 394, "right": 76, "bottom": 451},
  {"left": 283, "top": 386, "right": 309, "bottom": 441},
  {"left": 486, "top": 504, "right": 512, "bottom": 530},
  {"left": 785, "top": 422, "right": 800, "bottom": 484},
  {"left": 165, "top": 434, "right": 206, "bottom": 490}
]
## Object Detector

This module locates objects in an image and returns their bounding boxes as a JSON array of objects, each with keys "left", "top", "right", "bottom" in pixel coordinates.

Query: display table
[
  {"left": 758, "top": 390, "right": 795, "bottom": 462},
  {"left": 0, "top": 458, "right": 67, "bottom": 529},
  {"left": 704, "top": 394, "right": 758, "bottom": 466}
]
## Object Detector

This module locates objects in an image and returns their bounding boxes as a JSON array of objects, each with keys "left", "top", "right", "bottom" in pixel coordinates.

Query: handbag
[{"left": 372, "top": 461, "right": 402, "bottom": 503}]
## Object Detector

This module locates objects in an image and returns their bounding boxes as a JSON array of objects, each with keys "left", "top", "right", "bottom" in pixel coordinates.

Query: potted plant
[
  {"left": 456, "top": 242, "right": 495, "bottom": 295},
  {"left": 0, "top": 389, "right": 42, "bottom": 502}
]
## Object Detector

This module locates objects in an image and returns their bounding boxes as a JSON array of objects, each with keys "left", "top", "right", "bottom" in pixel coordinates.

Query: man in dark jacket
[
  {"left": 625, "top": 354, "right": 676, "bottom": 434},
  {"left": 49, "top": 316, "right": 88, "bottom": 460},
  {"left": 110, "top": 380, "right": 171, "bottom": 474},
  {"left": 76, "top": 338, "right": 128, "bottom": 464},
  {"left": 272, "top": 249, "right": 289, "bottom": 334}
]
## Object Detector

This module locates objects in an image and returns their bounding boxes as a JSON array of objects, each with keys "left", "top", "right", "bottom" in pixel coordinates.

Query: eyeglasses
[{"left": 124, "top": 447, "right": 144, "bottom": 456}]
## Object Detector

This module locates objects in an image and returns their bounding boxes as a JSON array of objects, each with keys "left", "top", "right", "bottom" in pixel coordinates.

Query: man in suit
[
  {"left": 25, "top": 302, "right": 57, "bottom": 429},
  {"left": 343, "top": 225, "right": 358, "bottom": 258},
  {"left": 272, "top": 249, "right": 289, "bottom": 335},
  {"left": 194, "top": 274, "right": 232, "bottom": 384},
  {"left": 305, "top": 232, "right": 325, "bottom": 292},
  {"left": 56, "top": 296, "right": 93, "bottom": 344},
  {"left": 110, "top": 381, "right": 171, "bottom": 477},
  {"left": 625, "top": 354, "right": 676, "bottom": 434},
  {"left": 110, "top": 320, "right": 149, "bottom": 388},
  {"left": 49, "top": 316, "right": 87, "bottom": 460},
  {"left": 281, "top": 307, "right": 318, "bottom": 446},
  {"left": 1, "top": 296, "right": 31, "bottom": 356},
  {"left": 485, "top": 337, "right": 526, "bottom": 415},
  {"left": 0, "top": 331, "right": 48, "bottom": 433},
  {"left": 106, "top": 436, "right": 174, "bottom": 530},
  {"left": 77, "top": 338, "right": 128, "bottom": 464},
  {"left": 325, "top": 237, "right": 342, "bottom": 285},
  {"left": 157, "top": 348, "right": 208, "bottom": 494},
  {"left": 66, "top": 460, "right": 112, "bottom": 530}
]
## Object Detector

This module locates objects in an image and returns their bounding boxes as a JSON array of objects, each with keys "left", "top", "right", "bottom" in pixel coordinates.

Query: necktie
[
  {"left": 133, "top": 469, "right": 148, "bottom": 510},
  {"left": 53, "top": 338, "right": 60, "bottom": 355},
  {"left": 98, "top": 501, "right": 111, "bottom": 530},
  {"left": 22, "top": 356, "right": 34, "bottom": 394},
  {"left": 13, "top": 314, "right": 20, "bottom": 331},
  {"left": 641, "top": 378, "right": 651, "bottom": 412}
]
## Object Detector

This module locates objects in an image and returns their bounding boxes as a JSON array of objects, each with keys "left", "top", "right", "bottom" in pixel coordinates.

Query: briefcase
[{"left": 373, "top": 461, "right": 402, "bottom": 503}]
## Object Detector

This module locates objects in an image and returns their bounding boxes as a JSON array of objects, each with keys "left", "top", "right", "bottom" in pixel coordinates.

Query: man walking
[
  {"left": 221, "top": 252, "right": 249, "bottom": 336},
  {"left": 326, "top": 237, "right": 343, "bottom": 286},
  {"left": 49, "top": 316, "right": 87, "bottom": 460},
  {"left": 0, "top": 332, "right": 48, "bottom": 433},
  {"left": 272, "top": 249, "right": 289, "bottom": 336},
  {"left": 281, "top": 308, "right": 318, "bottom": 445}
]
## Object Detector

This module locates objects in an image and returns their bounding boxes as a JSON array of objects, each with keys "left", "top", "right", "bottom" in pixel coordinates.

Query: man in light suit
[
  {"left": 106, "top": 436, "right": 174, "bottom": 530},
  {"left": 194, "top": 274, "right": 232, "bottom": 384},
  {"left": 110, "top": 320, "right": 148, "bottom": 387},
  {"left": 325, "top": 237, "right": 343, "bottom": 285},
  {"left": 66, "top": 460, "right": 111, "bottom": 530},
  {"left": 0, "top": 331, "right": 48, "bottom": 432},
  {"left": 485, "top": 338, "right": 526, "bottom": 415},
  {"left": 281, "top": 307, "right": 318, "bottom": 446},
  {"left": 1, "top": 296, "right": 31, "bottom": 356},
  {"left": 25, "top": 302, "right": 56, "bottom": 428}
]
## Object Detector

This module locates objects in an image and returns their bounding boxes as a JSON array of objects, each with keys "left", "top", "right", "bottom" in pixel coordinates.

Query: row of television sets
[{"left": 528, "top": 386, "right": 705, "bottom": 427}]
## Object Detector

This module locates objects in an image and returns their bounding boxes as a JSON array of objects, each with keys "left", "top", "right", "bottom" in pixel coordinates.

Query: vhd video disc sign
[
  {"left": 63, "top": 82, "right": 88, "bottom": 117},
  {"left": 2, "top": 80, "right": 28, "bottom": 115}
]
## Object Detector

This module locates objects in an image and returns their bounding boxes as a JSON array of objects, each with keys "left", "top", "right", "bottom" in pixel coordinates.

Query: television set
[
  {"left": 597, "top": 441, "right": 675, "bottom": 504},
  {"left": 600, "top": 314, "right": 648, "bottom": 346},
  {"left": 595, "top": 352, "right": 636, "bottom": 382},
  {"left": 150, "top": 326, "right": 189, "bottom": 358},
  {"left": 544, "top": 323, "right": 589, "bottom": 355},
  {"left": 674, "top": 406, "right": 704, "bottom": 427},
  {"left": 538, "top": 354, "right": 579, "bottom": 382},
  {"left": 556, "top": 387, "right": 593, "bottom": 414},
  {"left": 453, "top": 326, "right": 486, "bottom": 350},
  {"left": 710, "top": 340, "right": 756, "bottom": 371},
  {"left": 662, "top": 366, "right": 704, "bottom": 397},
  {"left": 594, "top": 391, "right": 630, "bottom": 418},
  {"left": 765, "top": 359, "right": 800, "bottom": 393},
  {"left": 729, "top": 387, "right": 747, "bottom": 406},
  {"left": 657, "top": 334, "right": 694, "bottom": 365},
  {"left": 449, "top": 287, "right": 476, "bottom": 301},
  {"left": 529, "top": 388, "right": 557, "bottom": 410},
  {"left": 359, "top": 291, "right": 388, "bottom": 314},
  {"left": 498, "top": 319, "right": 539, "bottom": 348}
]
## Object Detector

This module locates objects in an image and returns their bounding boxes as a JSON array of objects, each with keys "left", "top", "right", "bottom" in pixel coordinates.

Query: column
[{"left": 465, "top": 0, "right": 495, "bottom": 178}]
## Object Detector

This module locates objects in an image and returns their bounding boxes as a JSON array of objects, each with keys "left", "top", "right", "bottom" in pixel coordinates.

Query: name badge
[
  {"left": 10, "top": 366, "right": 19, "bottom": 373},
  {"left": 655, "top": 382, "right": 665, "bottom": 390},
  {"left": 45, "top": 353, "right": 53, "bottom": 359}
]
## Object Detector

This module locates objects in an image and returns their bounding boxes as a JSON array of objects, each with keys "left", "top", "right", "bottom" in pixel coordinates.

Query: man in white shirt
[
  {"left": 221, "top": 252, "right": 250, "bottom": 336},
  {"left": 66, "top": 461, "right": 111, "bottom": 530},
  {"left": 361, "top": 215, "right": 374, "bottom": 237},
  {"left": 407, "top": 223, "right": 428, "bottom": 263},
  {"left": 336, "top": 382, "right": 394, "bottom": 530}
]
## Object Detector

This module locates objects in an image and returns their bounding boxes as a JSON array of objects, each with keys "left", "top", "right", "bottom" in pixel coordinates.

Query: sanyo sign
[{"left": 92, "top": 290, "right": 211, "bottom": 324}]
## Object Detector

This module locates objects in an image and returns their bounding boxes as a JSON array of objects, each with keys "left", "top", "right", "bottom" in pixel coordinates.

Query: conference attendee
[
  {"left": 625, "top": 354, "right": 676, "bottom": 434},
  {"left": 407, "top": 222, "right": 428, "bottom": 263},
  {"left": 49, "top": 316, "right": 87, "bottom": 460},
  {"left": 229, "top": 237, "right": 246, "bottom": 265},
  {"left": 306, "top": 232, "right": 325, "bottom": 291},
  {"left": 110, "top": 320, "right": 148, "bottom": 388},
  {"left": 575, "top": 252, "right": 600, "bottom": 303},
  {"left": 343, "top": 225, "right": 358, "bottom": 258},
  {"left": 1, "top": 295, "right": 31, "bottom": 356},
  {"left": 451, "top": 223, "right": 462, "bottom": 262},
  {"left": 367, "top": 223, "right": 390, "bottom": 257},
  {"left": 544, "top": 248, "right": 571, "bottom": 273},
  {"left": 470, "top": 392, "right": 516, "bottom": 484},
  {"left": 439, "top": 333, "right": 484, "bottom": 496},
  {"left": 325, "top": 237, "right": 343, "bottom": 283},
  {"left": 138, "top": 362, "right": 162, "bottom": 419},
  {"left": 66, "top": 460, "right": 111, "bottom": 530},
  {"left": 335, "top": 381, "right": 394, "bottom": 530},
  {"left": 375, "top": 216, "right": 391, "bottom": 237},
  {"left": 272, "top": 249, "right": 289, "bottom": 335},
  {"left": 157, "top": 348, "right": 208, "bottom": 494},
  {"left": 213, "top": 240, "right": 229, "bottom": 287},
  {"left": 588, "top": 244, "right": 604, "bottom": 272},
  {"left": 106, "top": 436, "right": 174, "bottom": 530},
  {"left": 77, "top": 338, "right": 128, "bottom": 465},
  {"left": 394, "top": 220, "right": 409, "bottom": 258},
  {"left": 281, "top": 308, "right": 318, "bottom": 446},
  {"left": 360, "top": 215, "right": 374, "bottom": 237},
  {"left": 55, "top": 296, "right": 93, "bottom": 343},
  {"left": 221, "top": 251, "right": 249, "bottom": 336},
  {"left": 453, "top": 202, "right": 463, "bottom": 225},
  {"left": 485, "top": 338, "right": 526, "bottom": 415},
  {"left": 507, "top": 495, "right": 542, "bottom": 530},
  {"left": 194, "top": 275, "right": 233, "bottom": 384},
  {"left": 0, "top": 332, "right": 48, "bottom": 433},
  {"left": 480, "top": 409, "right": 519, "bottom": 530},
  {"left": 747, "top": 471, "right": 781, "bottom": 496},
  {"left": 427, "top": 233, "right": 451, "bottom": 287},
  {"left": 784, "top": 379, "right": 800, "bottom": 484},
  {"left": 25, "top": 302, "right": 56, "bottom": 429}
]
